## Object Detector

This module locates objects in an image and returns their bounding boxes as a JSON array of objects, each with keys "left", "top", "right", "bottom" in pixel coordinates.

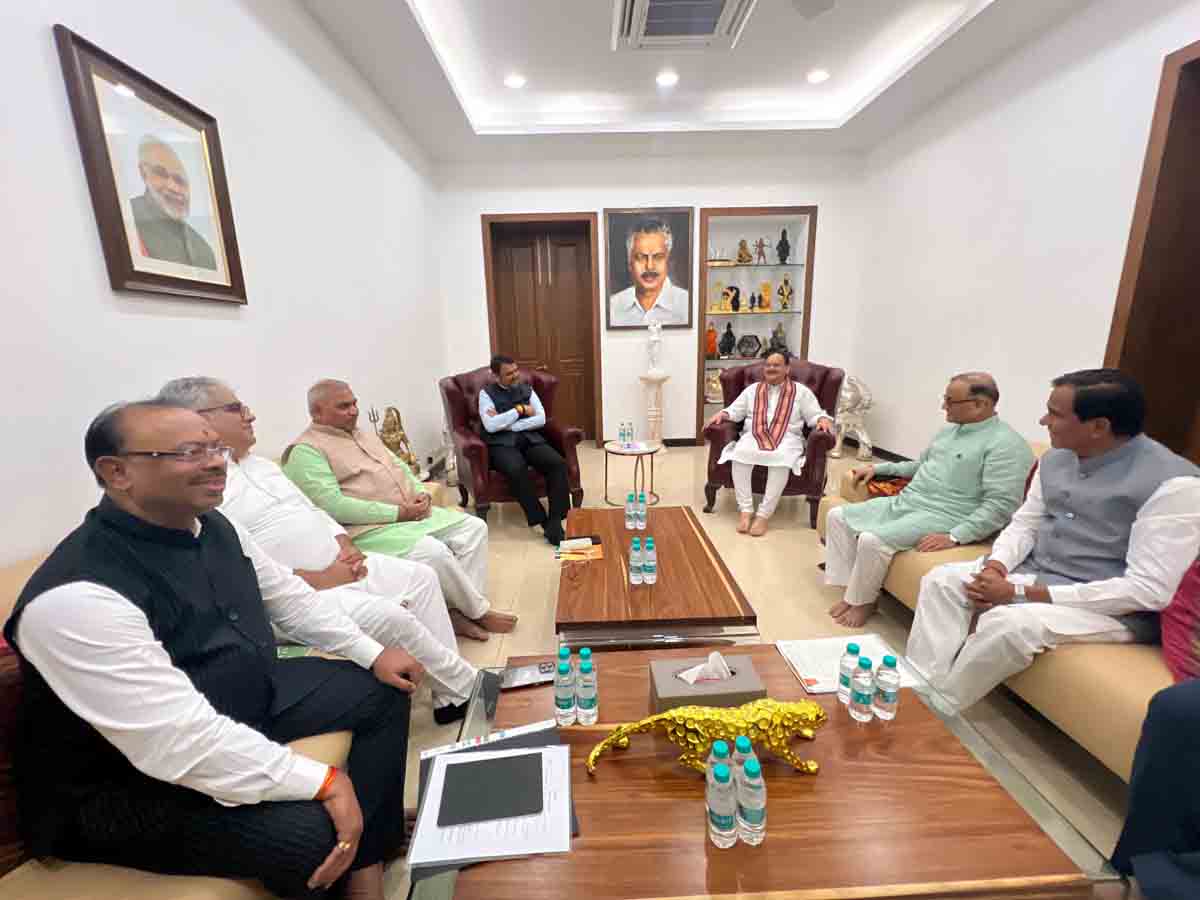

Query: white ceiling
[{"left": 301, "top": 0, "right": 1093, "bottom": 164}]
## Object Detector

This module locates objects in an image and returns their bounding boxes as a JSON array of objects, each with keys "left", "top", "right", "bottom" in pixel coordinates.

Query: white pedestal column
[{"left": 639, "top": 370, "right": 670, "bottom": 452}]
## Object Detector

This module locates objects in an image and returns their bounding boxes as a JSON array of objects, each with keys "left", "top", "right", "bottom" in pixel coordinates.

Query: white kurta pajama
[
  {"left": 719, "top": 380, "right": 830, "bottom": 519},
  {"left": 220, "top": 454, "right": 477, "bottom": 707}
]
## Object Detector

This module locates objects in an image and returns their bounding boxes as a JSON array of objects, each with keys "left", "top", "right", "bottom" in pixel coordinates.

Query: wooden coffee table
[
  {"left": 439, "top": 645, "right": 1113, "bottom": 900},
  {"left": 556, "top": 506, "right": 758, "bottom": 649}
]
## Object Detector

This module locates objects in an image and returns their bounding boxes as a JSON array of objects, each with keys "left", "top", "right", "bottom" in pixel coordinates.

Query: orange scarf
[{"left": 751, "top": 379, "right": 796, "bottom": 451}]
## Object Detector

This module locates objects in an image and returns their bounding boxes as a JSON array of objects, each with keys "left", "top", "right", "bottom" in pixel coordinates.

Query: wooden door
[
  {"left": 1106, "top": 43, "right": 1200, "bottom": 463},
  {"left": 490, "top": 221, "right": 596, "bottom": 439}
]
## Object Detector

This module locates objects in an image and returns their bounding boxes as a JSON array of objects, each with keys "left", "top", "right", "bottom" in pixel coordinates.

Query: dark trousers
[
  {"left": 1111, "top": 679, "right": 1200, "bottom": 898},
  {"left": 60, "top": 659, "right": 410, "bottom": 899},
  {"left": 489, "top": 437, "right": 569, "bottom": 528}
]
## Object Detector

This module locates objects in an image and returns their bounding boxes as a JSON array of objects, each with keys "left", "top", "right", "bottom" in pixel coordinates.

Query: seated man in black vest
[
  {"left": 3, "top": 401, "right": 424, "bottom": 900},
  {"left": 478, "top": 354, "right": 570, "bottom": 545}
]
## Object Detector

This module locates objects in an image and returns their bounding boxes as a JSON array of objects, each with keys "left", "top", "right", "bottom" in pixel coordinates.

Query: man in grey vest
[{"left": 907, "top": 369, "right": 1200, "bottom": 713}]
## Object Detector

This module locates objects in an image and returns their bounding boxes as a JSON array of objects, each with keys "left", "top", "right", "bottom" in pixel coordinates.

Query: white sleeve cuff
[
  {"left": 265, "top": 753, "right": 332, "bottom": 803},
  {"left": 345, "top": 635, "right": 385, "bottom": 670}
]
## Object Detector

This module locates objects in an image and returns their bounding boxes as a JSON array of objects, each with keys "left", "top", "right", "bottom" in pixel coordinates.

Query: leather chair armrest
[
  {"left": 543, "top": 421, "right": 584, "bottom": 486},
  {"left": 838, "top": 468, "right": 870, "bottom": 503},
  {"left": 702, "top": 419, "right": 738, "bottom": 447}
]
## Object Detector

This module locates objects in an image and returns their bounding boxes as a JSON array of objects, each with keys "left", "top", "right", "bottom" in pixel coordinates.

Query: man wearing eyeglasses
[
  {"left": 129, "top": 135, "right": 217, "bottom": 270},
  {"left": 158, "top": 376, "right": 479, "bottom": 725},
  {"left": 3, "top": 401, "right": 419, "bottom": 898},
  {"left": 825, "top": 372, "right": 1033, "bottom": 628}
]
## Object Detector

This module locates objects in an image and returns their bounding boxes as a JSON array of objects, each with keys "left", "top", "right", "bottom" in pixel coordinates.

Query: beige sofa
[
  {"left": 817, "top": 467, "right": 1172, "bottom": 783},
  {"left": 0, "top": 555, "right": 352, "bottom": 898}
]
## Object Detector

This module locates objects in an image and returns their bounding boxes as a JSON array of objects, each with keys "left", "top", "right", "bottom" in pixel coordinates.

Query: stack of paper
[{"left": 775, "top": 634, "right": 921, "bottom": 694}]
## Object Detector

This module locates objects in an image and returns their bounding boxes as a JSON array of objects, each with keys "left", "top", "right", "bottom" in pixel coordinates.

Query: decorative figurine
[
  {"left": 748, "top": 292, "right": 757, "bottom": 312},
  {"left": 371, "top": 407, "right": 419, "bottom": 472},
  {"left": 736, "top": 239, "right": 754, "bottom": 264},
  {"left": 710, "top": 280, "right": 725, "bottom": 313},
  {"left": 736, "top": 333, "right": 762, "bottom": 358},
  {"left": 646, "top": 320, "right": 664, "bottom": 375},
  {"left": 776, "top": 227, "right": 791, "bottom": 264},
  {"left": 586, "top": 698, "right": 827, "bottom": 776},
  {"left": 777, "top": 273, "right": 794, "bottom": 311},
  {"left": 704, "top": 368, "right": 723, "bottom": 404},
  {"left": 705, "top": 323, "right": 718, "bottom": 359},
  {"left": 759, "top": 280, "right": 773, "bottom": 311},
  {"left": 763, "top": 321, "right": 789, "bottom": 358},
  {"left": 729, "top": 285, "right": 741, "bottom": 313},
  {"left": 719, "top": 284, "right": 734, "bottom": 312},
  {"left": 753, "top": 237, "right": 768, "bottom": 264},
  {"left": 830, "top": 375, "right": 875, "bottom": 461},
  {"left": 719, "top": 322, "right": 736, "bottom": 357}
]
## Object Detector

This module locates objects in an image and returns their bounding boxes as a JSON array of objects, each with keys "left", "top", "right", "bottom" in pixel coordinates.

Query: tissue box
[{"left": 648, "top": 656, "right": 766, "bottom": 714}]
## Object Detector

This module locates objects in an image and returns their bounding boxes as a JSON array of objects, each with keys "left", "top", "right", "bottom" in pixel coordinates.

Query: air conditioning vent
[{"left": 612, "top": 0, "right": 759, "bottom": 51}]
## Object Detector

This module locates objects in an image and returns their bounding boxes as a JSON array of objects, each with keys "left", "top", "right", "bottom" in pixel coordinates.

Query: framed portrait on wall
[
  {"left": 54, "top": 25, "right": 247, "bottom": 303},
  {"left": 604, "top": 207, "right": 693, "bottom": 330}
]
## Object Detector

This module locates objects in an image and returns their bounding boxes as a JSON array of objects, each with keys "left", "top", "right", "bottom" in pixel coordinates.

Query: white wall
[
  {"left": 857, "top": 0, "right": 1200, "bottom": 457},
  {"left": 0, "top": 1, "right": 443, "bottom": 563},
  {"left": 435, "top": 155, "right": 866, "bottom": 442}
]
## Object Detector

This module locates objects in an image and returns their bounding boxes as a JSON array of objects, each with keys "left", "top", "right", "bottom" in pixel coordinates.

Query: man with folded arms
[
  {"left": 907, "top": 370, "right": 1200, "bottom": 714},
  {"left": 826, "top": 372, "right": 1032, "bottom": 628},
  {"left": 284, "top": 379, "right": 516, "bottom": 639},
  {"left": 4, "top": 401, "right": 420, "bottom": 899},
  {"left": 159, "top": 376, "right": 479, "bottom": 724}
]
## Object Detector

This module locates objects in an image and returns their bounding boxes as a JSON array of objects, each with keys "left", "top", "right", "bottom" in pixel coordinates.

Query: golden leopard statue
[{"left": 586, "top": 698, "right": 827, "bottom": 776}]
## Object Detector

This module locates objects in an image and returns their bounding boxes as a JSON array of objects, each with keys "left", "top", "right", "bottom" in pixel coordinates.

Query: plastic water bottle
[
  {"left": 643, "top": 538, "right": 658, "bottom": 584},
  {"left": 554, "top": 661, "right": 576, "bottom": 726},
  {"left": 837, "top": 642, "right": 861, "bottom": 705},
  {"left": 736, "top": 758, "right": 768, "bottom": 845},
  {"left": 849, "top": 657, "right": 874, "bottom": 723},
  {"left": 873, "top": 654, "right": 901, "bottom": 721},
  {"left": 557, "top": 645, "right": 571, "bottom": 670},
  {"left": 636, "top": 492, "right": 647, "bottom": 530},
  {"left": 706, "top": 739, "right": 731, "bottom": 785},
  {"left": 732, "top": 735, "right": 757, "bottom": 784},
  {"left": 579, "top": 646, "right": 594, "bottom": 681},
  {"left": 706, "top": 763, "right": 738, "bottom": 848},
  {"left": 629, "top": 537, "right": 644, "bottom": 585},
  {"left": 624, "top": 493, "right": 636, "bottom": 530},
  {"left": 575, "top": 660, "right": 598, "bottom": 725}
]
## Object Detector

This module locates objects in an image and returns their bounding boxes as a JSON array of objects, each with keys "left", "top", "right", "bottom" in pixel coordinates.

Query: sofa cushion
[
  {"left": 0, "top": 860, "right": 273, "bottom": 899},
  {"left": 1160, "top": 558, "right": 1200, "bottom": 683},
  {"left": 882, "top": 545, "right": 993, "bottom": 611}
]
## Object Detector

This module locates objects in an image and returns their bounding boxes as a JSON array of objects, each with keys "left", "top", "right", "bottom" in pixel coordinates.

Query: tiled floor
[{"left": 388, "top": 442, "right": 1129, "bottom": 896}]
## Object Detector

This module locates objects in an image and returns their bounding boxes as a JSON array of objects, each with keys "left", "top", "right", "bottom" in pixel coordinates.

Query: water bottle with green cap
[
  {"left": 850, "top": 657, "right": 874, "bottom": 722},
  {"left": 838, "top": 642, "right": 861, "bottom": 704},
  {"left": 554, "top": 661, "right": 576, "bottom": 726},
  {"left": 873, "top": 654, "right": 901, "bottom": 721},
  {"left": 707, "top": 762, "right": 737, "bottom": 848},
  {"left": 736, "top": 757, "right": 767, "bottom": 845},
  {"left": 576, "top": 660, "right": 598, "bottom": 724}
]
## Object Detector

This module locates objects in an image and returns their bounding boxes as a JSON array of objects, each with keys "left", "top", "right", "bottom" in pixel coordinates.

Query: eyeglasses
[
  {"left": 120, "top": 443, "right": 233, "bottom": 464},
  {"left": 197, "top": 401, "right": 251, "bottom": 418}
]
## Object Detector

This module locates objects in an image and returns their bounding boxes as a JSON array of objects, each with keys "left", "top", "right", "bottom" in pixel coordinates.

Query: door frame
[{"left": 481, "top": 212, "right": 604, "bottom": 447}]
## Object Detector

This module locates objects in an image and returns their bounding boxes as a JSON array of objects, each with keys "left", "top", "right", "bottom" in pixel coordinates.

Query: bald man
[
  {"left": 283, "top": 380, "right": 517, "bottom": 639},
  {"left": 129, "top": 135, "right": 217, "bottom": 270},
  {"left": 825, "top": 372, "right": 1034, "bottom": 628}
]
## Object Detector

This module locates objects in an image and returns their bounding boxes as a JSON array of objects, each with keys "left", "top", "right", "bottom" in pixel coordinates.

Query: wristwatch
[{"left": 1012, "top": 583, "right": 1027, "bottom": 603}]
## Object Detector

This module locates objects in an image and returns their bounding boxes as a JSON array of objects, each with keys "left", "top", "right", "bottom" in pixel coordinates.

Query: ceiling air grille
[{"left": 612, "top": 0, "right": 759, "bottom": 51}]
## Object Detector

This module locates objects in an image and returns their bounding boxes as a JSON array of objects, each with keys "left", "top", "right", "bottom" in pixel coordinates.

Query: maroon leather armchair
[
  {"left": 702, "top": 359, "right": 844, "bottom": 528},
  {"left": 439, "top": 366, "right": 585, "bottom": 520}
]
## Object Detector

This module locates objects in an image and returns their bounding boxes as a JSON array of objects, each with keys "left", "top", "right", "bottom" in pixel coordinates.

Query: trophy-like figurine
[
  {"left": 830, "top": 376, "right": 875, "bottom": 460},
  {"left": 759, "top": 280, "right": 773, "bottom": 311},
  {"left": 776, "top": 228, "right": 791, "bottom": 264},
  {"left": 777, "top": 274, "right": 795, "bottom": 311},
  {"left": 753, "top": 237, "right": 768, "bottom": 264},
  {"left": 370, "top": 406, "right": 420, "bottom": 472},
  {"left": 736, "top": 239, "right": 754, "bottom": 264}
]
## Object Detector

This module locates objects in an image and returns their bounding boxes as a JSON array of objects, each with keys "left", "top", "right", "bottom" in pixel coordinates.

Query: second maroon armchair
[
  {"left": 439, "top": 366, "right": 584, "bottom": 520},
  {"left": 702, "top": 359, "right": 844, "bottom": 528}
]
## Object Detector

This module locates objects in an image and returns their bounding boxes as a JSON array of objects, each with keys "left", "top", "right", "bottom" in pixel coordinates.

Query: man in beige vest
[{"left": 283, "top": 380, "right": 517, "bottom": 638}]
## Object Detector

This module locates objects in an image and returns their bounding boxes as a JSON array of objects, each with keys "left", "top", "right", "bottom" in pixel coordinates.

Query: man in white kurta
[
  {"left": 707, "top": 351, "right": 833, "bottom": 535},
  {"left": 158, "top": 377, "right": 478, "bottom": 722}
]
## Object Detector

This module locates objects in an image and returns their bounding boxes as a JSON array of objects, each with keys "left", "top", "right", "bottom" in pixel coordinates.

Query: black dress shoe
[
  {"left": 434, "top": 700, "right": 469, "bottom": 725},
  {"left": 544, "top": 522, "right": 566, "bottom": 546}
]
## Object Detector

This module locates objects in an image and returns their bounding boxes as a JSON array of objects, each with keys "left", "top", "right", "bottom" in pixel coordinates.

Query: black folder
[{"left": 436, "top": 751, "right": 543, "bottom": 827}]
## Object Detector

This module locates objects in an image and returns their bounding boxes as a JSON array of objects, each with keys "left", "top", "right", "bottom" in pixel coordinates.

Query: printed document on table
[
  {"left": 407, "top": 745, "right": 571, "bottom": 869},
  {"left": 776, "top": 634, "right": 920, "bottom": 694}
]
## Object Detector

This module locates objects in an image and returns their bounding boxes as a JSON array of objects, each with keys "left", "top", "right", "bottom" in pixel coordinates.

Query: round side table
[{"left": 602, "top": 441, "right": 662, "bottom": 506}]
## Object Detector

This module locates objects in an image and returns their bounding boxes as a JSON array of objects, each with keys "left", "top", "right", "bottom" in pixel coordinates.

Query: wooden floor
[{"left": 454, "top": 645, "right": 1091, "bottom": 900}]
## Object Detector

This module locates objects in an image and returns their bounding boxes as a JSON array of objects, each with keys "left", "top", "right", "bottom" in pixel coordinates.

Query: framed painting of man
[
  {"left": 604, "top": 207, "right": 693, "bottom": 330},
  {"left": 54, "top": 25, "right": 247, "bottom": 303}
]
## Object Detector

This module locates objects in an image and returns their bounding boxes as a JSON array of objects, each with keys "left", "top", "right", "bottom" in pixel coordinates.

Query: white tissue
[{"left": 675, "top": 651, "right": 733, "bottom": 685}]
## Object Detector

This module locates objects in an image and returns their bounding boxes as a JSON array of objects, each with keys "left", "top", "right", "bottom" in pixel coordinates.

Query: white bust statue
[{"left": 646, "top": 320, "right": 665, "bottom": 375}]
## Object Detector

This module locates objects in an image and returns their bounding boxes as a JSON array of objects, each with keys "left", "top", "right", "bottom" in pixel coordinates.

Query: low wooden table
[
  {"left": 556, "top": 506, "right": 758, "bottom": 649},
  {"left": 448, "top": 645, "right": 1111, "bottom": 900}
]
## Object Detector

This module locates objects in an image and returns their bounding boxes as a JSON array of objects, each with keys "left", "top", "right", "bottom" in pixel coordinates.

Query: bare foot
[
  {"left": 449, "top": 609, "right": 490, "bottom": 642},
  {"left": 749, "top": 516, "right": 768, "bottom": 537},
  {"left": 828, "top": 599, "right": 851, "bottom": 618},
  {"left": 736, "top": 512, "right": 752, "bottom": 534},
  {"left": 834, "top": 603, "right": 876, "bottom": 628},
  {"left": 478, "top": 609, "right": 519, "bottom": 633},
  {"left": 344, "top": 863, "right": 384, "bottom": 900}
]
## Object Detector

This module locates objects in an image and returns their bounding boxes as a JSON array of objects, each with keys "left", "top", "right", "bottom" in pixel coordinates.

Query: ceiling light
[
  {"left": 504, "top": 73, "right": 526, "bottom": 89},
  {"left": 656, "top": 70, "right": 679, "bottom": 88},
  {"left": 806, "top": 69, "right": 830, "bottom": 84}
]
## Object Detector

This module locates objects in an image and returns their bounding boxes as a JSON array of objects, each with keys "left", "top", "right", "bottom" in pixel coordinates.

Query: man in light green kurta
[
  {"left": 826, "top": 373, "right": 1034, "bottom": 628},
  {"left": 283, "top": 379, "right": 517, "bottom": 640}
]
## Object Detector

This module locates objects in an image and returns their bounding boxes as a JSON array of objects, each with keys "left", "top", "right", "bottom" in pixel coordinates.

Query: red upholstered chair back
[
  {"left": 718, "top": 359, "right": 844, "bottom": 415},
  {"left": 440, "top": 367, "right": 560, "bottom": 435}
]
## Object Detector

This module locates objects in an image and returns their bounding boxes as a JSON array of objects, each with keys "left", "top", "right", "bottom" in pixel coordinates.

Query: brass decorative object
[
  {"left": 368, "top": 406, "right": 418, "bottom": 470},
  {"left": 586, "top": 697, "right": 827, "bottom": 776},
  {"left": 736, "top": 239, "right": 754, "bottom": 264}
]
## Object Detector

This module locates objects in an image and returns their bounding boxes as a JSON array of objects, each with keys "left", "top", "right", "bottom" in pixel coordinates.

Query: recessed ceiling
[{"left": 404, "top": 0, "right": 995, "bottom": 134}]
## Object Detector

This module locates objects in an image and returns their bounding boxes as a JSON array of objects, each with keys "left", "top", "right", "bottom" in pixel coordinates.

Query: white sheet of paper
[
  {"left": 407, "top": 745, "right": 572, "bottom": 869},
  {"left": 775, "top": 634, "right": 920, "bottom": 694}
]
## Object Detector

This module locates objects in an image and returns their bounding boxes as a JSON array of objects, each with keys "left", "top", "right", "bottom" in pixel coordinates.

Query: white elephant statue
[{"left": 830, "top": 376, "right": 874, "bottom": 461}]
